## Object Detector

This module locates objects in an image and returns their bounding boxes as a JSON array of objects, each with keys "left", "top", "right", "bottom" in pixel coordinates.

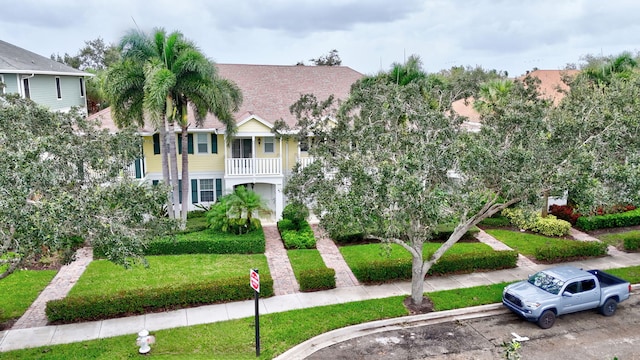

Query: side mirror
[{"left": 562, "top": 291, "right": 573, "bottom": 298}]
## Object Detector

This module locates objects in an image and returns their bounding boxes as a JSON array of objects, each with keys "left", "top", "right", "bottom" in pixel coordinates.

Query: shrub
[
  {"left": 350, "top": 250, "right": 518, "bottom": 283},
  {"left": 433, "top": 224, "right": 480, "bottom": 242},
  {"left": 332, "top": 231, "right": 366, "bottom": 244},
  {"left": 299, "top": 268, "right": 336, "bottom": 292},
  {"left": 478, "top": 215, "right": 511, "bottom": 228},
  {"left": 277, "top": 219, "right": 297, "bottom": 232},
  {"left": 549, "top": 205, "right": 581, "bottom": 225},
  {"left": 46, "top": 275, "right": 274, "bottom": 323},
  {"left": 622, "top": 235, "right": 640, "bottom": 251},
  {"left": 502, "top": 208, "right": 571, "bottom": 237},
  {"left": 576, "top": 209, "right": 640, "bottom": 231},
  {"left": 282, "top": 202, "right": 309, "bottom": 228},
  {"left": 534, "top": 241, "right": 608, "bottom": 262},
  {"left": 145, "top": 228, "right": 265, "bottom": 255},
  {"left": 531, "top": 216, "right": 572, "bottom": 237},
  {"left": 281, "top": 221, "right": 316, "bottom": 249}
]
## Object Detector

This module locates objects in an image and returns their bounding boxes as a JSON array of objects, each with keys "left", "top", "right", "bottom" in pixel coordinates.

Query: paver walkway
[
  {"left": 476, "top": 229, "right": 538, "bottom": 268},
  {"left": 11, "top": 247, "right": 93, "bottom": 330},
  {"left": 311, "top": 224, "right": 361, "bottom": 288},
  {"left": 263, "top": 225, "right": 299, "bottom": 295}
]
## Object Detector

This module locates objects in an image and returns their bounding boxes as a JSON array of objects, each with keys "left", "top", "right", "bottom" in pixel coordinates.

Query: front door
[{"left": 232, "top": 139, "right": 252, "bottom": 158}]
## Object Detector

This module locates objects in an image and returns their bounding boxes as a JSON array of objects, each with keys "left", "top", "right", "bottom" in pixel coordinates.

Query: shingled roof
[
  {"left": 0, "top": 39, "right": 90, "bottom": 76},
  {"left": 92, "top": 64, "right": 363, "bottom": 133}
]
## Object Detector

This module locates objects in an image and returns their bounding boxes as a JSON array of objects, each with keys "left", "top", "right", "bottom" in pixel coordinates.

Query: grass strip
[{"left": 0, "top": 270, "right": 57, "bottom": 323}]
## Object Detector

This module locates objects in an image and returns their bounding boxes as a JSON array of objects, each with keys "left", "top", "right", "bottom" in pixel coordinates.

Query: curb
[
  {"left": 274, "top": 303, "right": 509, "bottom": 359},
  {"left": 276, "top": 284, "right": 640, "bottom": 359}
]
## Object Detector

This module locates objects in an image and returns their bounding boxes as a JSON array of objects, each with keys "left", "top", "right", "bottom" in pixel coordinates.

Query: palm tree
[
  {"left": 473, "top": 79, "right": 513, "bottom": 115},
  {"left": 104, "top": 28, "right": 242, "bottom": 223},
  {"left": 226, "top": 186, "right": 268, "bottom": 229}
]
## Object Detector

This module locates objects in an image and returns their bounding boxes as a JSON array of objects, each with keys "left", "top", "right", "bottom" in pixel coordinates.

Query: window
[
  {"left": 55, "top": 77, "right": 62, "bottom": 99},
  {"left": 200, "top": 179, "right": 215, "bottom": 202},
  {"left": 264, "top": 137, "right": 275, "bottom": 153},
  {"left": 197, "top": 133, "right": 208, "bottom": 154},
  {"left": 23, "top": 78, "right": 30, "bottom": 99},
  {"left": 581, "top": 279, "right": 596, "bottom": 292},
  {"left": 79, "top": 78, "right": 85, "bottom": 97},
  {"left": 153, "top": 134, "right": 160, "bottom": 154},
  {"left": 300, "top": 138, "right": 309, "bottom": 152}
]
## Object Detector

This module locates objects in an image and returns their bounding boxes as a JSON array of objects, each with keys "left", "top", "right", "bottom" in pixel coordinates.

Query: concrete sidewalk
[
  {"left": 2, "top": 247, "right": 640, "bottom": 353},
  {"left": 0, "top": 227, "right": 640, "bottom": 352}
]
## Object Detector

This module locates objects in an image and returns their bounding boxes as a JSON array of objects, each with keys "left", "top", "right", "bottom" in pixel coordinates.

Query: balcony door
[{"left": 232, "top": 138, "right": 252, "bottom": 158}]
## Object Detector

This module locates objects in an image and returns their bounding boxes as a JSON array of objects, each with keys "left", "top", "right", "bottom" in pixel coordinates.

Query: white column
[{"left": 275, "top": 183, "right": 284, "bottom": 220}]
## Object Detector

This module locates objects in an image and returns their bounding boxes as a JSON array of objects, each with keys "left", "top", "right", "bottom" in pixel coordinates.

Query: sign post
[{"left": 250, "top": 268, "right": 260, "bottom": 357}]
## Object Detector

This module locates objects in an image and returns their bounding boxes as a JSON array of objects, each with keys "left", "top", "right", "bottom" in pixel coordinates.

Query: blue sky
[{"left": 2, "top": 0, "right": 639, "bottom": 76}]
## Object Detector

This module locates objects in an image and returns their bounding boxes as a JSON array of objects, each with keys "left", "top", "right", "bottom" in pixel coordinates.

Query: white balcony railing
[
  {"left": 226, "top": 158, "right": 282, "bottom": 176},
  {"left": 296, "top": 157, "right": 314, "bottom": 170}
]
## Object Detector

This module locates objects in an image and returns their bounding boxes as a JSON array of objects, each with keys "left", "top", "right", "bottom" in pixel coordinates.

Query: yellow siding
[
  {"left": 142, "top": 136, "right": 162, "bottom": 173},
  {"left": 142, "top": 134, "right": 225, "bottom": 173},
  {"left": 284, "top": 138, "right": 301, "bottom": 171},
  {"left": 237, "top": 119, "right": 271, "bottom": 133}
]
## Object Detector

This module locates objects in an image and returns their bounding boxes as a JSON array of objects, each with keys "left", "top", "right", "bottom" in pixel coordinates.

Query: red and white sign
[{"left": 250, "top": 269, "right": 260, "bottom": 293}]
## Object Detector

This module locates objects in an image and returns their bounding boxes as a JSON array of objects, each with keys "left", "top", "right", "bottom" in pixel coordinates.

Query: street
[{"left": 307, "top": 293, "right": 640, "bottom": 359}]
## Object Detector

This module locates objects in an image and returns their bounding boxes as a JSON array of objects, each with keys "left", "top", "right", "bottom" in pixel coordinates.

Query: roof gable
[{"left": 0, "top": 40, "right": 91, "bottom": 76}]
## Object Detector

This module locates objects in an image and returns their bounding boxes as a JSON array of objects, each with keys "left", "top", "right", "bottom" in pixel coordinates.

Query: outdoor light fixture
[{"left": 258, "top": 137, "right": 261, "bottom": 145}]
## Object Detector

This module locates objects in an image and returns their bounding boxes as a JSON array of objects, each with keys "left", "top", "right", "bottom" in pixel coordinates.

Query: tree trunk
[
  {"left": 180, "top": 123, "right": 189, "bottom": 228},
  {"left": 167, "top": 122, "right": 180, "bottom": 219},
  {"left": 158, "top": 118, "right": 174, "bottom": 219},
  {"left": 542, "top": 190, "right": 549, "bottom": 217},
  {"left": 411, "top": 253, "right": 426, "bottom": 305}
]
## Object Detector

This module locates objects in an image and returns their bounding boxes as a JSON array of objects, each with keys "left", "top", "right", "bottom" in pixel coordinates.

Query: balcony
[
  {"left": 296, "top": 156, "right": 314, "bottom": 170},
  {"left": 225, "top": 158, "right": 282, "bottom": 176}
]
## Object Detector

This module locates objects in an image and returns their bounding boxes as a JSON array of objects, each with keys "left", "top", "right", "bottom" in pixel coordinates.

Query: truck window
[
  {"left": 581, "top": 279, "right": 596, "bottom": 291},
  {"left": 528, "top": 271, "right": 565, "bottom": 295},
  {"left": 565, "top": 282, "right": 579, "bottom": 294}
]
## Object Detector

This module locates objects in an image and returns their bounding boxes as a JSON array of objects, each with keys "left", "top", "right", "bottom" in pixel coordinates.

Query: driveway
[{"left": 306, "top": 294, "right": 640, "bottom": 359}]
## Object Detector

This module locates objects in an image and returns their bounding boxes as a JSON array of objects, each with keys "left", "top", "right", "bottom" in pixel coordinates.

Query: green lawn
[
  {"left": 340, "top": 242, "right": 494, "bottom": 267},
  {"left": 597, "top": 230, "right": 640, "bottom": 249},
  {"left": 484, "top": 229, "right": 573, "bottom": 256},
  {"left": 5, "top": 265, "right": 640, "bottom": 359},
  {"left": 0, "top": 270, "right": 57, "bottom": 323},
  {"left": 68, "top": 254, "right": 270, "bottom": 297},
  {"left": 288, "top": 249, "right": 326, "bottom": 274}
]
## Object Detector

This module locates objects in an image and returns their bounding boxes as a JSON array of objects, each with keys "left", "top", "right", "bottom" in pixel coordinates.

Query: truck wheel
[
  {"left": 537, "top": 310, "right": 556, "bottom": 329},
  {"left": 600, "top": 298, "right": 617, "bottom": 316}
]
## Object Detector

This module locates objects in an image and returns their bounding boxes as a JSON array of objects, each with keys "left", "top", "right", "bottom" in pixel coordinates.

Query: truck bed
[{"left": 587, "top": 269, "right": 628, "bottom": 288}]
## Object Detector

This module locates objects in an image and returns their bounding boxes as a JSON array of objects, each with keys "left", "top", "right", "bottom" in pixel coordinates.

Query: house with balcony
[
  {"left": 92, "top": 64, "right": 363, "bottom": 219},
  {"left": 0, "top": 40, "right": 91, "bottom": 114}
]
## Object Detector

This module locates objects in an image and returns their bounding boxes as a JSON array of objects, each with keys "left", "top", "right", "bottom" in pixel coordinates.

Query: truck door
[
  {"left": 576, "top": 279, "right": 600, "bottom": 310},
  {"left": 559, "top": 281, "right": 582, "bottom": 314}
]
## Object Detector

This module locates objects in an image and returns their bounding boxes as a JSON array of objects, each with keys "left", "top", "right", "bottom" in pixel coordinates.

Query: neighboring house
[
  {"left": 453, "top": 69, "right": 580, "bottom": 130},
  {"left": 92, "top": 64, "right": 363, "bottom": 219},
  {"left": 0, "top": 40, "right": 91, "bottom": 113}
]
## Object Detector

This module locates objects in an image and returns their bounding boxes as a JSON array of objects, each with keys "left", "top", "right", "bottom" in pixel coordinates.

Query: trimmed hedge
[
  {"left": 46, "top": 275, "right": 274, "bottom": 324},
  {"left": 299, "top": 268, "right": 336, "bottom": 292},
  {"left": 93, "top": 229, "right": 266, "bottom": 257},
  {"left": 279, "top": 220, "right": 316, "bottom": 249},
  {"left": 349, "top": 250, "right": 518, "bottom": 283},
  {"left": 624, "top": 237, "right": 640, "bottom": 251},
  {"left": 534, "top": 241, "right": 608, "bottom": 262},
  {"left": 332, "top": 225, "right": 480, "bottom": 245},
  {"left": 145, "top": 228, "right": 265, "bottom": 255},
  {"left": 576, "top": 209, "right": 640, "bottom": 231}
]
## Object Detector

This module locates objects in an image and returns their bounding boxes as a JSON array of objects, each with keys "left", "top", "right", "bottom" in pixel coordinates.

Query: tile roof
[
  {"left": 0, "top": 39, "right": 91, "bottom": 76},
  {"left": 91, "top": 64, "right": 363, "bottom": 133},
  {"left": 452, "top": 69, "right": 580, "bottom": 123}
]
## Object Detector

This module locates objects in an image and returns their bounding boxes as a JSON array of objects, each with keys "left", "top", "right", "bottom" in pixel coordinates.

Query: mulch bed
[{"left": 403, "top": 296, "right": 435, "bottom": 315}]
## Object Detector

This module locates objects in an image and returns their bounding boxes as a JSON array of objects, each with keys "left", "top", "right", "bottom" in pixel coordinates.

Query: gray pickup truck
[{"left": 503, "top": 265, "right": 631, "bottom": 329}]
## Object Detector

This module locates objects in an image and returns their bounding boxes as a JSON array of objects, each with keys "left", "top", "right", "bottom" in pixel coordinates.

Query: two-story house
[
  {"left": 0, "top": 40, "right": 91, "bottom": 113},
  {"left": 93, "top": 64, "right": 363, "bottom": 220}
]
